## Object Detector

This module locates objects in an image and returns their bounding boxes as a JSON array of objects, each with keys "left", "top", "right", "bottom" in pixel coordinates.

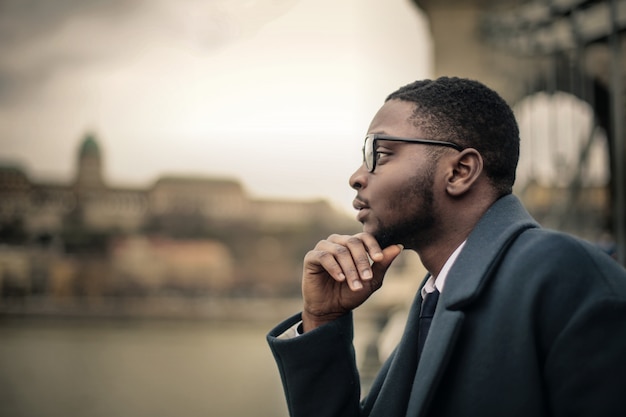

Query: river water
[{"left": 0, "top": 317, "right": 290, "bottom": 417}]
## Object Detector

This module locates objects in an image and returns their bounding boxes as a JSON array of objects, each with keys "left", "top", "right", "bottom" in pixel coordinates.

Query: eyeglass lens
[{"left": 363, "top": 136, "right": 374, "bottom": 171}]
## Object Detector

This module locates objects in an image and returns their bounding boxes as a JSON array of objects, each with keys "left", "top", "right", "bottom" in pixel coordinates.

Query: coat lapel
[
  {"left": 366, "top": 291, "right": 427, "bottom": 417},
  {"left": 405, "top": 195, "right": 538, "bottom": 417},
  {"left": 405, "top": 309, "right": 464, "bottom": 417}
]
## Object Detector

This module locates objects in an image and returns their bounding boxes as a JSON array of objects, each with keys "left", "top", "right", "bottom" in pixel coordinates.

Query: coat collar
[{"left": 442, "top": 194, "right": 539, "bottom": 311}]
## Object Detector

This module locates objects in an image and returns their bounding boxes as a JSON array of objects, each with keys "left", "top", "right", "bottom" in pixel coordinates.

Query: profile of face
[{"left": 349, "top": 99, "right": 442, "bottom": 249}]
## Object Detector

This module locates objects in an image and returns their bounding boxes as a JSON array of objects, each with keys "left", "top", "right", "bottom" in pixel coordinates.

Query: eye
[{"left": 375, "top": 148, "right": 392, "bottom": 163}]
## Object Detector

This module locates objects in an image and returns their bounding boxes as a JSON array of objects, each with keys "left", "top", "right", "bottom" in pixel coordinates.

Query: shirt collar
[{"left": 421, "top": 240, "right": 466, "bottom": 299}]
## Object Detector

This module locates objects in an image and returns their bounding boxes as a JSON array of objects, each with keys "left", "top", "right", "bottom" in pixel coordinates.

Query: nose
[{"left": 349, "top": 164, "right": 368, "bottom": 190}]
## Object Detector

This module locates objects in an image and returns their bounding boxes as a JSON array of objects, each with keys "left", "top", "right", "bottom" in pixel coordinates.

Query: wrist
[{"left": 301, "top": 309, "right": 344, "bottom": 333}]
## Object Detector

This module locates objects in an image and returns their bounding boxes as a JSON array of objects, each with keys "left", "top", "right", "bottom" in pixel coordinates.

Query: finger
[
  {"left": 344, "top": 236, "right": 376, "bottom": 281},
  {"left": 323, "top": 235, "right": 369, "bottom": 288},
  {"left": 354, "top": 232, "right": 384, "bottom": 262},
  {"left": 304, "top": 249, "right": 346, "bottom": 282},
  {"left": 310, "top": 239, "right": 356, "bottom": 283},
  {"left": 321, "top": 234, "right": 386, "bottom": 290},
  {"left": 371, "top": 244, "right": 403, "bottom": 277},
  {"left": 328, "top": 243, "right": 364, "bottom": 290},
  {"left": 327, "top": 233, "right": 383, "bottom": 280}
]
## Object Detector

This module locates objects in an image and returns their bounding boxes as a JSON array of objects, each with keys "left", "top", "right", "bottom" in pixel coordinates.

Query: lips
[
  {"left": 352, "top": 197, "right": 369, "bottom": 211},
  {"left": 353, "top": 197, "right": 370, "bottom": 222}
]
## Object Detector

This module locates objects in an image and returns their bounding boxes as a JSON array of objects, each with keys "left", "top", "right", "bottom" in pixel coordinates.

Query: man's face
[{"left": 350, "top": 99, "right": 440, "bottom": 249}]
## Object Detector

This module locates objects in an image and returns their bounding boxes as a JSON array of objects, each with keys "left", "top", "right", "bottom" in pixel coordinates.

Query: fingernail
[
  {"left": 362, "top": 269, "right": 372, "bottom": 280},
  {"left": 397, "top": 244, "right": 404, "bottom": 251},
  {"left": 353, "top": 280, "right": 363, "bottom": 289}
]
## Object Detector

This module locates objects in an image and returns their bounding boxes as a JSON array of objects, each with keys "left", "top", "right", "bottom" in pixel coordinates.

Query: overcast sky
[{"left": 0, "top": 0, "right": 432, "bottom": 214}]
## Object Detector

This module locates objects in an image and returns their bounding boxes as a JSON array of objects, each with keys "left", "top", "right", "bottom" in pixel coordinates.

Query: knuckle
[
  {"left": 334, "top": 245, "right": 349, "bottom": 256},
  {"left": 314, "top": 239, "right": 329, "bottom": 250},
  {"left": 305, "top": 249, "right": 330, "bottom": 265},
  {"left": 327, "top": 233, "right": 342, "bottom": 241},
  {"left": 316, "top": 250, "right": 331, "bottom": 259}
]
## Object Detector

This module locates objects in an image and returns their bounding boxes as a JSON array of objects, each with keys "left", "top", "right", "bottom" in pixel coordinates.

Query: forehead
[{"left": 367, "top": 99, "right": 421, "bottom": 137}]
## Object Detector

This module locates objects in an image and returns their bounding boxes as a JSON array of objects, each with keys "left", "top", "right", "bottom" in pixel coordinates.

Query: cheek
[
  {"left": 385, "top": 167, "right": 435, "bottom": 214},
  {"left": 380, "top": 177, "right": 420, "bottom": 213}
]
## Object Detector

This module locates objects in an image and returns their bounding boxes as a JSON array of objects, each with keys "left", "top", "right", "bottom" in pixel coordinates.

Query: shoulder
[
  {"left": 513, "top": 228, "right": 620, "bottom": 270},
  {"left": 505, "top": 228, "right": 626, "bottom": 299}
]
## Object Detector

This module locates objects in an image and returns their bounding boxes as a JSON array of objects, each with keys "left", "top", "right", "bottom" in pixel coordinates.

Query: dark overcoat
[{"left": 267, "top": 195, "right": 626, "bottom": 417}]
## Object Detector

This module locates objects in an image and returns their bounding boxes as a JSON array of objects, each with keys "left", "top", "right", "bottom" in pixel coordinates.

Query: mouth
[
  {"left": 352, "top": 197, "right": 369, "bottom": 211},
  {"left": 353, "top": 198, "right": 370, "bottom": 222}
]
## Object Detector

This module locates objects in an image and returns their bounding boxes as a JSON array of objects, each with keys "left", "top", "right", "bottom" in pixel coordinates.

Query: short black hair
[{"left": 386, "top": 76, "right": 519, "bottom": 196}]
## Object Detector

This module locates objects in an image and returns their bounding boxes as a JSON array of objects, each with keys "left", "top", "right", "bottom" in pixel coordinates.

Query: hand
[{"left": 300, "top": 233, "right": 403, "bottom": 332}]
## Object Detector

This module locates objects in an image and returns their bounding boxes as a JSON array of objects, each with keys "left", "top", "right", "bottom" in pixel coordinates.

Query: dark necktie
[{"left": 417, "top": 288, "right": 440, "bottom": 359}]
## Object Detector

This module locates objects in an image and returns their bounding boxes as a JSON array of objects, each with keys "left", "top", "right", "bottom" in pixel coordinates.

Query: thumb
[{"left": 371, "top": 244, "right": 403, "bottom": 277}]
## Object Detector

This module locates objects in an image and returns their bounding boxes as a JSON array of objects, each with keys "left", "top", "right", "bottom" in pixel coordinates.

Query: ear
[{"left": 445, "top": 148, "right": 483, "bottom": 197}]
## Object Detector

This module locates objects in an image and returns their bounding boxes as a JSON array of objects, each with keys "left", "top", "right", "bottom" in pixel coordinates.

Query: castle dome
[
  {"left": 79, "top": 133, "right": 100, "bottom": 158},
  {"left": 75, "top": 132, "right": 104, "bottom": 189}
]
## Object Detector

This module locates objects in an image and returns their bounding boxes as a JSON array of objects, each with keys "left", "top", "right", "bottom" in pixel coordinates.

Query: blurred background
[{"left": 0, "top": 0, "right": 625, "bottom": 416}]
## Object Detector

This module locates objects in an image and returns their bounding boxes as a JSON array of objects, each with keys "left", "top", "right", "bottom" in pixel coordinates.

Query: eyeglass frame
[{"left": 362, "top": 133, "right": 463, "bottom": 173}]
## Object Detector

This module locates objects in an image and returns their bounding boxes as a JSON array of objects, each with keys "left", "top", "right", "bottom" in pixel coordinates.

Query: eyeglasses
[{"left": 362, "top": 134, "right": 463, "bottom": 173}]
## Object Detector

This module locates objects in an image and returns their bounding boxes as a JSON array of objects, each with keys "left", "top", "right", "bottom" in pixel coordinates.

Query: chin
[
  {"left": 373, "top": 230, "right": 397, "bottom": 249},
  {"left": 361, "top": 222, "right": 377, "bottom": 236}
]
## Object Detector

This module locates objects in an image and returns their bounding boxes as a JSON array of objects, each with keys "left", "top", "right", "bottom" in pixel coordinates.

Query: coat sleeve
[
  {"left": 266, "top": 312, "right": 362, "bottom": 417},
  {"left": 544, "top": 297, "right": 626, "bottom": 416},
  {"left": 538, "top": 238, "right": 626, "bottom": 417}
]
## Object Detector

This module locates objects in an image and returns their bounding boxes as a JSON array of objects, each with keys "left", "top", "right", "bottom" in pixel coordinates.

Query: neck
[
  {"left": 416, "top": 194, "right": 496, "bottom": 276},
  {"left": 415, "top": 232, "right": 470, "bottom": 277}
]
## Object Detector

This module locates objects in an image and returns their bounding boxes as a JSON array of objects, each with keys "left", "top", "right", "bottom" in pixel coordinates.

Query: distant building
[
  {"left": 1, "top": 133, "right": 148, "bottom": 237},
  {"left": 0, "top": 133, "right": 355, "bottom": 301},
  {"left": 0, "top": 133, "right": 350, "bottom": 238}
]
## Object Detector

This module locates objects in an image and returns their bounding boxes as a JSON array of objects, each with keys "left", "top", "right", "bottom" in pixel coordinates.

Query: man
[{"left": 266, "top": 77, "right": 626, "bottom": 417}]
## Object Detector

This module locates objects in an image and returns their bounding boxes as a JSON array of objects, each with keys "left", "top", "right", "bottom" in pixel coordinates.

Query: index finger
[
  {"left": 326, "top": 234, "right": 380, "bottom": 284},
  {"left": 354, "top": 232, "right": 384, "bottom": 262}
]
